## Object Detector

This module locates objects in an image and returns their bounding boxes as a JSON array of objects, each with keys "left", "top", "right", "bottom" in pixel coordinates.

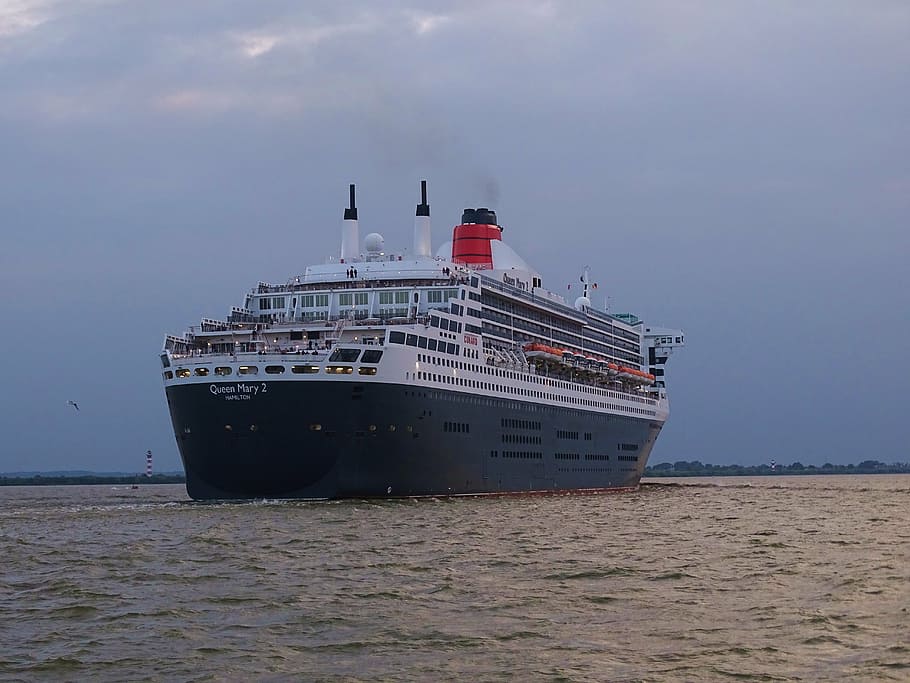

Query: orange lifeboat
[{"left": 524, "top": 342, "right": 563, "bottom": 363}]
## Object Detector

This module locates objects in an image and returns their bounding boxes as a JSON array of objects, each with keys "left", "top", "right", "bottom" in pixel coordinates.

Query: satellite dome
[
  {"left": 574, "top": 295, "right": 591, "bottom": 311},
  {"left": 364, "top": 233, "right": 385, "bottom": 253}
]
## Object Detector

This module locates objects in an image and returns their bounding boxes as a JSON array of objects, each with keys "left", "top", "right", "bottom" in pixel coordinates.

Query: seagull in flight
[{"left": 67, "top": 400, "right": 79, "bottom": 411}]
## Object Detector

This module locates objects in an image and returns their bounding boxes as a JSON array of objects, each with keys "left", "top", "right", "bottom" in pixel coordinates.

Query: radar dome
[
  {"left": 364, "top": 233, "right": 385, "bottom": 253},
  {"left": 574, "top": 295, "right": 591, "bottom": 311}
]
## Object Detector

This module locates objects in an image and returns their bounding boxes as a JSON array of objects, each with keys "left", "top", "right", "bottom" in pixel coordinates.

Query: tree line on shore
[
  {"left": 0, "top": 474, "right": 186, "bottom": 486},
  {"left": 3, "top": 461, "right": 909, "bottom": 486},
  {"left": 644, "top": 460, "right": 910, "bottom": 477}
]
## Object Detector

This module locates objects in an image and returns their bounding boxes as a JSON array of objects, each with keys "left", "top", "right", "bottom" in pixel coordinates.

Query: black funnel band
[
  {"left": 344, "top": 184, "right": 358, "bottom": 220},
  {"left": 416, "top": 179, "right": 430, "bottom": 217}
]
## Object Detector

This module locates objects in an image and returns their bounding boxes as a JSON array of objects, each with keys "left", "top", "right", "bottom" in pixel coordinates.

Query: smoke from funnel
[{"left": 476, "top": 175, "right": 501, "bottom": 207}]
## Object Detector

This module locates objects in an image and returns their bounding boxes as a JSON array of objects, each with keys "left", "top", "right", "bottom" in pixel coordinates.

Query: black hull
[{"left": 165, "top": 380, "right": 663, "bottom": 500}]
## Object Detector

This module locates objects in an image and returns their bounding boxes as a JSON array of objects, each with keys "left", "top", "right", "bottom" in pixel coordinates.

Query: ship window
[
  {"left": 406, "top": 334, "right": 418, "bottom": 347},
  {"left": 358, "top": 367, "right": 377, "bottom": 376},
  {"left": 361, "top": 350, "right": 383, "bottom": 363},
  {"left": 314, "top": 294, "right": 329, "bottom": 307},
  {"left": 430, "top": 316, "right": 439, "bottom": 327},
  {"left": 339, "top": 293, "right": 353, "bottom": 306},
  {"left": 418, "top": 336, "right": 428, "bottom": 349},
  {"left": 427, "top": 339, "right": 437, "bottom": 351},
  {"left": 163, "top": 371, "right": 173, "bottom": 380},
  {"left": 194, "top": 367, "right": 209, "bottom": 376},
  {"left": 215, "top": 367, "right": 232, "bottom": 376},
  {"left": 427, "top": 290, "right": 443, "bottom": 303},
  {"left": 310, "top": 424, "right": 322, "bottom": 431},
  {"left": 175, "top": 368, "right": 191, "bottom": 378},
  {"left": 326, "top": 366, "right": 354, "bottom": 374},
  {"left": 291, "top": 365, "right": 320, "bottom": 374},
  {"left": 389, "top": 331, "right": 405, "bottom": 344},
  {"left": 238, "top": 366, "right": 258, "bottom": 375},
  {"left": 329, "top": 348, "right": 361, "bottom": 363},
  {"left": 265, "top": 365, "right": 285, "bottom": 374},
  {"left": 439, "top": 318, "right": 449, "bottom": 330},
  {"left": 447, "top": 343, "right": 456, "bottom": 354},
  {"left": 395, "top": 291, "right": 409, "bottom": 304}
]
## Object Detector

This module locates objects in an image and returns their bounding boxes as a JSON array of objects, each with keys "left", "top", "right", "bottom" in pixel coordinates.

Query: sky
[{"left": 1, "top": 0, "right": 908, "bottom": 472}]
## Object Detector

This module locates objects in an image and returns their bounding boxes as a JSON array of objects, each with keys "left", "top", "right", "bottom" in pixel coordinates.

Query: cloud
[
  {"left": 0, "top": 0, "right": 52, "bottom": 38},
  {"left": 234, "top": 32, "right": 280, "bottom": 58}
]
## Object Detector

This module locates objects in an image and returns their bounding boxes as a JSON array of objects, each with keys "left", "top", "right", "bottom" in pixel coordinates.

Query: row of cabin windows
[
  {"left": 502, "top": 434, "right": 542, "bottom": 444},
  {"left": 167, "top": 357, "right": 382, "bottom": 379},
  {"left": 490, "top": 452, "right": 634, "bottom": 462},
  {"left": 328, "top": 348, "right": 384, "bottom": 364},
  {"left": 307, "top": 424, "right": 414, "bottom": 433},
  {"left": 429, "top": 315, "right": 462, "bottom": 333},
  {"left": 556, "top": 430, "right": 580, "bottom": 440},
  {"left": 339, "top": 292, "right": 370, "bottom": 306},
  {"left": 378, "top": 291, "right": 409, "bottom": 305},
  {"left": 554, "top": 454, "right": 613, "bottom": 461},
  {"left": 443, "top": 422, "right": 469, "bottom": 433},
  {"left": 388, "top": 331, "right": 460, "bottom": 355},
  {"left": 501, "top": 418, "right": 541, "bottom": 430},
  {"left": 481, "top": 291, "right": 640, "bottom": 345},
  {"left": 259, "top": 296, "right": 286, "bottom": 310},
  {"left": 427, "top": 390, "right": 654, "bottom": 431},
  {"left": 482, "top": 317, "right": 642, "bottom": 366},
  {"left": 501, "top": 451, "right": 543, "bottom": 460},
  {"left": 409, "top": 367, "right": 658, "bottom": 417},
  {"left": 258, "top": 289, "right": 459, "bottom": 312}
]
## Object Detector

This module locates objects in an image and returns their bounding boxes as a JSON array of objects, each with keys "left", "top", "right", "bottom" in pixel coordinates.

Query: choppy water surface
[{"left": 1, "top": 476, "right": 908, "bottom": 682}]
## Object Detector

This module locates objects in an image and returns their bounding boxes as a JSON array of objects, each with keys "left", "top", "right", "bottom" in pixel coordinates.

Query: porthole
[
  {"left": 224, "top": 424, "right": 233, "bottom": 431},
  {"left": 175, "top": 368, "right": 191, "bottom": 378},
  {"left": 238, "top": 366, "right": 259, "bottom": 375},
  {"left": 215, "top": 367, "right": 232, "bottom": 376},
  {"left": 265, "top": 365, "right": 285, "bottom": 374},
  {"left": 163, "top": 371, "right": 173, "bottom": 380},
  {"left": 194, "top": 367, "right": 209, "bottom": 376},
  {"left": 310, "top": 424, "right": 322, "bottom": 431}
]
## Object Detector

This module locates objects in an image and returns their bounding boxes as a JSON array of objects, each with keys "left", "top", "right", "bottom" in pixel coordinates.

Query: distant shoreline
[
  {"left": 0, "top": 475, "right": 186, "bottom": 486},
  {"left": 2, "top": 466, "right": 909, "bottom": 487},
  {"left": 644, "top": 461, "right": 910, "bottom": 477}
]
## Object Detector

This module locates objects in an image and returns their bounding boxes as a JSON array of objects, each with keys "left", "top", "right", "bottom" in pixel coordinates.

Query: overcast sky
[{"left": 1, "top": 1, "right": 907, "bottom": 473}]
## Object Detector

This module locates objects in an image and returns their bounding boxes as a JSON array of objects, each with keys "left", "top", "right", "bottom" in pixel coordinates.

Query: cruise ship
[{"left": 161, "top": 182, "right": 684, "bottom": 500}]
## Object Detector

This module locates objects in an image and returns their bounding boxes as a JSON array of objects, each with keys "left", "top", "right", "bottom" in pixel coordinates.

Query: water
[{"left": 1, "top": 476, "right": 908, "bottom": 682}]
